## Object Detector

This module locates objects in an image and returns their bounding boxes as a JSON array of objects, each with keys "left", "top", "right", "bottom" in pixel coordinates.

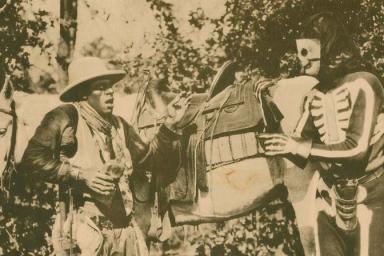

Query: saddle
[
  {"left": 202, "top": 82, "right": 263, "bottom": 138},
  {"left": 133, "top": 63, "right": 286, "bottom": 226},
  {"left": 169, "top": 78, "right": 284, "bottom": 198}
]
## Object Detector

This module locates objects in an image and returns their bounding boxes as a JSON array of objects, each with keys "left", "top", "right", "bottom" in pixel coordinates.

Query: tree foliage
[
  {"left": 0, "top": 0, "right": 52, "bottom": 90},
  {"left": 0, "top": 181, "right": 56, "bottom": 256},
  {"left": 0, "top": 1, "right": 54, "bottom": 255},
  {"left": 113, "top": 0, "right": 217, "bottom": 93},
  {"left": 206, "top": 0, "right": 384, "bottom": 79},
  {"left": 120, "top": 0, "right": 384, "bottom": 94}
]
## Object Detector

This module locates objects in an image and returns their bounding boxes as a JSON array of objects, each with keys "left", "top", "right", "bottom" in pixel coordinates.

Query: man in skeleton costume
[
  {"left": 21, "top": 57, "right": 188, "bottom": 256},
  {"left": 261, "top": 12, "right": 384, "bottom": 255}
]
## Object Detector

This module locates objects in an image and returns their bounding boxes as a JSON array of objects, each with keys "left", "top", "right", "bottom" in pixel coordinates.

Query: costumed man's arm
[
  {"left": 285, "top": 93, "right": 319, "bottom": 168},
  {"left": 262, "top": 77, "right": 384, "bottom": 175},
  {"left": 306, "top": 84, "right": 379, "bottom": 163}
]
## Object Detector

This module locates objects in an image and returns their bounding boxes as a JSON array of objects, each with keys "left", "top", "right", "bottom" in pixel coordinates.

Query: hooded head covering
[{"left": 299, "top": 12, "right": 361, "bottom": 83}]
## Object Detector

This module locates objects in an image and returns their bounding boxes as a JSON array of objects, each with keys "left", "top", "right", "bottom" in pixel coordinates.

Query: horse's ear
[{"left": 0, "top": 75, "right": 14, "bottom": 101}]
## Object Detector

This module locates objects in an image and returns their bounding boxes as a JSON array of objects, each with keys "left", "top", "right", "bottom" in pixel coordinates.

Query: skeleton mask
[{"left": 296, "top": 39, "right": 321, "bottom": 76}]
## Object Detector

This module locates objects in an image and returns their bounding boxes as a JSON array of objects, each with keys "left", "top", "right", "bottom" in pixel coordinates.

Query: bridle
[
  {"left": 0, "top": 101, "right": 17, "bottom": 199},
  {"left": 130, "top": 81, "right": 160, "bottom": 203}
]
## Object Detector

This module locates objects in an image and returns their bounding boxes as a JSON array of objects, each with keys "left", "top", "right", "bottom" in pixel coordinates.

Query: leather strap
[{"left": 89, "top": 214, "right": 132, "bottom": 229}]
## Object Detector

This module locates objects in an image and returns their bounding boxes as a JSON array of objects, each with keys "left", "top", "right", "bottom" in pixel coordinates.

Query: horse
[
  {"left": 2, "top": 69, "right": 318, "bottom": 254},
  {"left": 0, "top": 76, "right": 58, "bottom": 255},
  {"left": 130, "top": 63, "right": 320, "bottom": 254},
  {"left": 0, "top": 76, "right": 29, "bottom": 196}
]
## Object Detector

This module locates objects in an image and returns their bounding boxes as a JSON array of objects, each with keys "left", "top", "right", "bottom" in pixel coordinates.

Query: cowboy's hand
[
  {"left": 78, "top": 169, "right": 115, "bottom": 195},
  {"left": 259, "top": 133, "right": 299, "bottom": 156},
  {"left": 164, "top": 92, "right": 191, "bottom": 130}
]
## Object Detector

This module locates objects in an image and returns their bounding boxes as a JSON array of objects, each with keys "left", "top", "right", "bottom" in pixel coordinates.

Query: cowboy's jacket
[
  {"left": 21, "top": 104, "right": 181, "bottom": 185},
  {"left": 293, "top": 72, "right": 384, "bottom": 179}
]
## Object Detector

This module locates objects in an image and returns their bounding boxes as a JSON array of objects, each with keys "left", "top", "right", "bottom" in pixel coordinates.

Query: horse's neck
[{"left": 146, "top": 89, "right": 170, "bottom": 116}]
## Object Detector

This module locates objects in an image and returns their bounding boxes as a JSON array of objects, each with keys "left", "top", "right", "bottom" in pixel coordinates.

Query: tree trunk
[{"left": 57, "top": 0, "right": 78, "bottom": 91}]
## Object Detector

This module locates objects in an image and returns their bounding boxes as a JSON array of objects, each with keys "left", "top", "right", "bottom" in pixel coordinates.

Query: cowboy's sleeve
[
  {"left": 124, "top": 122, "right": 181, "bottom": 185},
  {"left": 21, "top": 105, "right": 78, "bottom": 184}
]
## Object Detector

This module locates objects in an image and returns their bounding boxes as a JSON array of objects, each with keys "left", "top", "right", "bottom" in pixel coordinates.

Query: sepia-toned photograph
[{"left": 1, "top": 0, "right": 384, "bottom": 255}]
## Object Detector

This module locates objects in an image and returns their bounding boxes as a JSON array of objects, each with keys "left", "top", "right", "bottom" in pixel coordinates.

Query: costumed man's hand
[
  {"left": 164, "top": 92, "right": 192, "bottom": 131},
  {"left": 259, "top": 133, "right": 300, "bottom": 156},
  {"left": 78, "top": 169, "right": 115, "bottom": 195}
]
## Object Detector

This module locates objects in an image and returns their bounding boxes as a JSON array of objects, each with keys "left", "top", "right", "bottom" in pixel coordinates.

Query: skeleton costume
[
  {"left": 294, "top": 72, "right": 384, "bottom": 256},
  {"left": 290, "top": 13, "right": 384, "bottom": 256}
]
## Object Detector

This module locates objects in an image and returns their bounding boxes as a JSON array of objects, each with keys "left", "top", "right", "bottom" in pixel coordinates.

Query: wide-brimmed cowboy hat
[{"left": 60, "top": 57, "right": 126, "bottom": 102}]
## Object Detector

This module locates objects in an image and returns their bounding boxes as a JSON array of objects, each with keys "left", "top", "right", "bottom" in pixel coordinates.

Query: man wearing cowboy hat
[{"left": 21, "top": 57, "right": 189, "bottom": 255}]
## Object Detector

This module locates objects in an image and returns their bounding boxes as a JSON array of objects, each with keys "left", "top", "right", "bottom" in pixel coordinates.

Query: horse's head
[
  {"left": 0, "top": 76, "right": 15, "bottom": 171},
  {"left": 144, "top": 79, "right": 176, "bottom": 114},
  {"left": 131, "top": 79, "right": 177, "bottom": 138}
]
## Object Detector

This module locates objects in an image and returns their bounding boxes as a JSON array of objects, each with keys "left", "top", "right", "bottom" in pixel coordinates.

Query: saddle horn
[{"left": 208, "top": 61, "right": 237, "bottom": 99}]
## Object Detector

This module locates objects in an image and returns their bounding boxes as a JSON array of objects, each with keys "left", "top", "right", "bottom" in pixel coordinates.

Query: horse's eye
[{"left": 0, "top": 128, "right": 7, "bottom": 137}]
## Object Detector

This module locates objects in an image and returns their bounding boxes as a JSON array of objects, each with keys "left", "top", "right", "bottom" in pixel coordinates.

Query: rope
[
  {"left": 205, "top": 89, "right": 233, "bottom": 212},
  {"left": 192, "top": 87, "right": 233, "bottom": 209},
  {"left": 131, "top": 79, "right": 160, "bottom": 204},
  {"left": 207, "top": 88, "right": 233, "bottom": 172}
]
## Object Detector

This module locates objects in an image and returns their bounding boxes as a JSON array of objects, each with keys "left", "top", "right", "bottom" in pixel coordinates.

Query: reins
[
  {"left": 1, "top": 101, "right": 18, "bottom": 199},
  {"left": 130, "top": 80, "right": 159, "bottom": 204}
]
